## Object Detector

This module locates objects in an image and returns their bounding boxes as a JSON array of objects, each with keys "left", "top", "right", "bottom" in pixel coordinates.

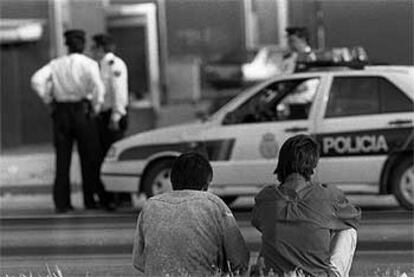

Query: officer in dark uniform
[{"left": 31, "top": 29, "right": 112, "bottom": 213}]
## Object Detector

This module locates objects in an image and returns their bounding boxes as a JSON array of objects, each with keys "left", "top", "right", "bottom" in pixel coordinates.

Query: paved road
[
  {"left": 1, "top": 207, "right": 413, "bottom": 276},
  {"left": 1, "top": 195, "right": 413, "bottom": 276}
]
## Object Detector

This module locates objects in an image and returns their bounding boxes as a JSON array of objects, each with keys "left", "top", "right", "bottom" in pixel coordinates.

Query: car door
[
  {"left": 314, "top": 73, "right": 414, "bottom": 188},
  {"left": 203, "top": 75, "right": 325, "bottom": 189}
]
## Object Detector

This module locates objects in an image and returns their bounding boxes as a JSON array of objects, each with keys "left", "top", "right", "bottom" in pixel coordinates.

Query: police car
[{"left": 102, "top": 65, "right": 414, "bottom": 209}]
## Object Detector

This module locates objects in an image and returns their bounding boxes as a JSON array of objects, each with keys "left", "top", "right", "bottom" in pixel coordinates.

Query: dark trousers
[
  {"left": 97, "top": 110, "right": 130, "bottom": 204},
  {"left": 52, "top": 102, "right": 108, "bottom": 209},
  {"left": 97, "top": 110, "right": 126, "bottom": 153}
]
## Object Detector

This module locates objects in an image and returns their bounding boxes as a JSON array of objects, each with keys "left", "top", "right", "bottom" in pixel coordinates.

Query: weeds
[
  {"left": 2, "top": 264, "right": 62, "bottom": 277},
  {"left": 1, "top": 263, "right": 412, "bottom": 277}
]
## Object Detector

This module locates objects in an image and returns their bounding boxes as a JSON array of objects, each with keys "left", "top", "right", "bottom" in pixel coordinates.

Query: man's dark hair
[
  {"left": 171, "top": 152, "right": 213, "bottom": 191},
  {"left": 92, "top": 33, "right": 115, "bottom": 53},
  {"left": 274, "top": 134, "right": 319, "bottom": 183},
  {"left": 64, "top": 29, "right": 85, "bottom": 53},
  {"left": 286, "top": 27, "right": 309, "bottom": 42}
]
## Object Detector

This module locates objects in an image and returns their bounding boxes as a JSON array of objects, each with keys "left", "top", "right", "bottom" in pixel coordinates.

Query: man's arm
[
  {"left": 329, "top": 228, "right": 357, "bottom": 277},
  {"left": 132, "top": 211, "right": 145, "bottom": 272},
  {"left": 327, "top": 186, "right": 361, "bottom": 230},
  {"left": 221, "top": 206, "right": 250, "bottom": 274},
  {"left": 251, "top": 201, "right": 263, "bottom": 232},
  {"left": 31, "top": 63, "right": 53, "bottom": 104},
  {"left": 110, "top": 60, "right": 128, "bottom": 125},
  {"left": 335, "top": 190, "right": 361, "bottom": 230},
  {"left": 87, "top": 60, "right": 105, "bottom": 113},
  {"left": 328, "top": 186, "right": 360, "bottom": 276}
]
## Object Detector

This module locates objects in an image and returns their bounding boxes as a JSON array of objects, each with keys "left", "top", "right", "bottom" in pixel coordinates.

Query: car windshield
[{"left": 202, "top": 81, "right": 272, "bottom": 122}]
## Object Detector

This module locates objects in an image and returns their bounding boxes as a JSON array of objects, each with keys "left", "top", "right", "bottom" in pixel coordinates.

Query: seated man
[
  {"left": 251, "top": 135, "right": 361, "bottom": 277},
  {"left": 132, "top": 152, "right": 250, "bottom": 276}
]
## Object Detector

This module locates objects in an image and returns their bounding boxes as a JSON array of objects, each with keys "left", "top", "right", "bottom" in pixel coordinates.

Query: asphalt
[{"left": 1, "top": 154, "right": 410, "bottom": 258}]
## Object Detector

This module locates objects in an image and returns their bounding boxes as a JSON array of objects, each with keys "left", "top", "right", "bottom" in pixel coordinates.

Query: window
[
  {"left": 223, "top": 78, "right": 319, "bottom": 125},
  {"left": 379, "top": 79, "right": 413, "bottom": 113},
  {"left": 325, "top": 77, "right": 413, "bottom": 118}
]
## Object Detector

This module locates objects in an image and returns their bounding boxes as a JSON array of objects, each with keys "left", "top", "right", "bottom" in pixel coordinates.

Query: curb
[{"left": 0, "top": 184, "right": 81, "bottom": 196}]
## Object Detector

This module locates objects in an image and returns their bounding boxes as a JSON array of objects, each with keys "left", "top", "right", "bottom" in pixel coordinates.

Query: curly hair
[
  {"left": 171, "top": 152, "right": 213, "bottom": 191},
  {"left": 274, "top": 134, "right": 320, "bottom": 183}
]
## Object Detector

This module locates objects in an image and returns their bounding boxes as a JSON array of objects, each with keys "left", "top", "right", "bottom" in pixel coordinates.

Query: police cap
[
  {"left": 92, "top": 33, "right": 114, "bottom": 47},
  {"left": 64, "top": 29, "right": 85, "bottom": 42},
  {"left": 285, "top": 27, "right": 308, "bottom": 39}
]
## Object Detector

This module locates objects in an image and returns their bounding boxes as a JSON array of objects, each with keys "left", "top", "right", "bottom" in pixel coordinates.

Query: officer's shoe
[
  {"left": 102, "top": 201, "right": 117, "bottom": 211},
  {"left": 85, "top": 203, "right": 99, "bottom": 210},
  {"left": 55, "top": 205, "right": 75, "bottom": 214}
]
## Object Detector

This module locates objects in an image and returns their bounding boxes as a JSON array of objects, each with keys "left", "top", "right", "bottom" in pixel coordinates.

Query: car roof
[
  {"left": 364, "top": 65, "right": 414, "bottom": 75},
  {"left": 211, "top": 65, "right": 414, "bottom": 119}
]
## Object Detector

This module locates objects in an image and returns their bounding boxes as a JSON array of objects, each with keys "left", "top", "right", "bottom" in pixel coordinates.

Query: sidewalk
[
  {"left": 0, "top": 144, "right": 82, "bottom": 196},
  {"left": 0, "top": 101, "right": 210, "bottom": 196}
]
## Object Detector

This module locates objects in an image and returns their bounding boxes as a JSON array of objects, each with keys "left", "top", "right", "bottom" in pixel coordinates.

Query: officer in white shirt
[
  {"left": 31, "top": 29, "right": 112, "bottom": 213},
  {"left": 91, "top": 33, "right": 130, "bottom": 206},
  {"left": 281, "top": 27, "right": 316, "bottom": 74}
]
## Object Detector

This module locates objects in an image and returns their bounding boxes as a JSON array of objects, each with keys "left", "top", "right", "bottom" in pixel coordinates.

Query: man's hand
[
  {"left": 48, "top": 101, "right": 56, "bottom": 116},
  {"left": 109, "top": 118, "right": 120, "bottom": 131},
  {"left": 93, "top": 103, "right": 102, "bottom": 114}
]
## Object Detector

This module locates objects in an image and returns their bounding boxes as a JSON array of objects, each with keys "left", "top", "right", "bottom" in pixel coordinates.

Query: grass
[{"left": 1, "top": 263, "right": 413, "bottom": 277}]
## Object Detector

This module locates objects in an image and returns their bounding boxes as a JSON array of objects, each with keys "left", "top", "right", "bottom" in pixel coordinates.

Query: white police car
[{"left": 102, "top": 65, "right": 414, "bottom": 209}]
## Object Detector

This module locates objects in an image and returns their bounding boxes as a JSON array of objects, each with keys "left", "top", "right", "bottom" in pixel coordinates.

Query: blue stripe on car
[{"left": 118, "top": 139, "right": 236, "bottom": 161}]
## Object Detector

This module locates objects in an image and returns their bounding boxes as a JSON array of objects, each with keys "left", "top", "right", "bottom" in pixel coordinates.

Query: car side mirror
[
  {"left": 222, "top": 111, "right": 236, "bottom": 125},
  {"left": 195, "top": 110, "right": 209, "bottom": 122}
]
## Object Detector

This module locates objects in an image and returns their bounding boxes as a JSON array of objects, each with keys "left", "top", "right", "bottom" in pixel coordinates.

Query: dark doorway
[{"left": 108, "top": 24, "right": 148, "bottom": 100}]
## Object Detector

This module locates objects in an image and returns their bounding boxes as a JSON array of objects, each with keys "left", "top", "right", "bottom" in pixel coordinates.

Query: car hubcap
[
  {"left": 400, "top": 165, "right": 414, "bottom": 205},
  {"left": 152, "top": 168, "right": 172, "bottom": 195}
]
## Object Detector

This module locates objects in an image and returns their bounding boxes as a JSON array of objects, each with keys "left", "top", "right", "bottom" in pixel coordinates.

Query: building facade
[{"left": 1, "top": 0, "right": 412, "bottom": 149}]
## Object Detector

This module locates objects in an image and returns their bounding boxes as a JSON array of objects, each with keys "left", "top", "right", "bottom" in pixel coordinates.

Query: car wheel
[
  {"left": 142, "top": 159, "right": 174, "bottom": 198},
  {"left": 220, "top": 196, "right": 238, "bottom": 206},
  {"left": 392, "top": 157, "right": 414, "bottom": 210}
]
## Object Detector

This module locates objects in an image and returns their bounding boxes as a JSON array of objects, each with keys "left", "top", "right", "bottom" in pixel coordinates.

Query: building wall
[
  {"left": 0, "top": 0, "right": 53, "bottom": 148},
  {"left": 166, "top": 0, "right": 246, "bottom": 63},
  {"left": 68, "top": 0, "right": 107, "bottom": 55},
  {"left": 289, "top": 0, "right": 414, "bottom": 65},
  {"left": 254, "top": 0, "right": 281, "bottom": 46}
]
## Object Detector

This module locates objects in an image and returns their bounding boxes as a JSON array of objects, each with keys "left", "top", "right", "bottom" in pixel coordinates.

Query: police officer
[
  {"left": 281, "top": 27, "right": 316, "bottom": 73},
  {"left": 31, "top": 29, "right": 111, "bottom": 213},
  {"left": 91, "top": 33, "right": 131, "bottom": 206}
]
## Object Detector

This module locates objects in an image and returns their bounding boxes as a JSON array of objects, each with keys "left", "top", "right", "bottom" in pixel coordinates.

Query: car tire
[
  {"left": 220, "top": 196, "right": 238, "bottom": 206},
  {"left": 392, "top": 157, "right": 414, "bottom": 210},
  {"left": 142, "top": 159, "right": 175, "bottom": 198}
]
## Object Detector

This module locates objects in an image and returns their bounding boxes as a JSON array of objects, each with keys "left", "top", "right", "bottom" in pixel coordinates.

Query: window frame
[
  {"left": 222, "top": 77, "right": 321, "bottom": 125},
  {"left": 324, "top": 76, "right": 413, "bottom": 119}
]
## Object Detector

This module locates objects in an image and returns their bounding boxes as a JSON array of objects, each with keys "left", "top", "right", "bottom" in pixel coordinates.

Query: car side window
[
  {"left": 222, "top": 78, "right": 320, "bottom": 125},
  {"left": 325, "top": 77, "right": 413, "bottom": 118},
  {"left": 379, "top": 78, "right": 413, "bottom": 113}
]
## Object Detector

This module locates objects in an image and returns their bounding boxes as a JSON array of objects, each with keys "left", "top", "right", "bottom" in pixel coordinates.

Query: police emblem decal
[
  {"left": 114, "top": 70, "right": 121, "bottom": 77},
  {"left": 259, "top": 133, "right": 278, "bottom": 159}
]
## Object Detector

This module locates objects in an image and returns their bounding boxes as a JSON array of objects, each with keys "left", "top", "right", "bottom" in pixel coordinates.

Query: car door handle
[
  {"left": 284, "top": 127, "right": 308, "bottom": 133},
  {"left": 388, "top": 119, "right": 413, "bottom": 126}
]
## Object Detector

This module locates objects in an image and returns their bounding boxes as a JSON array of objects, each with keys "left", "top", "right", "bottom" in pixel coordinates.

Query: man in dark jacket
[{"left": 252, "top": 134, "right": 361, "bottom": 277}]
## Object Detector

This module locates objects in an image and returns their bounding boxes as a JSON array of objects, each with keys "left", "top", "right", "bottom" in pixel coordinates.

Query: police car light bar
[
  {"left": 297, "top": 60, "right": 369, "bottom": 72},
  {"left": 296, "top": 46, "right": 370, "bottom": 72}
]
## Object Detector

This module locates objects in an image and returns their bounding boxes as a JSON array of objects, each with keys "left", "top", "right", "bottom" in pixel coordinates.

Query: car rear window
[{"left": 325, "top": 76, "right": 413, "bottom": 118}]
